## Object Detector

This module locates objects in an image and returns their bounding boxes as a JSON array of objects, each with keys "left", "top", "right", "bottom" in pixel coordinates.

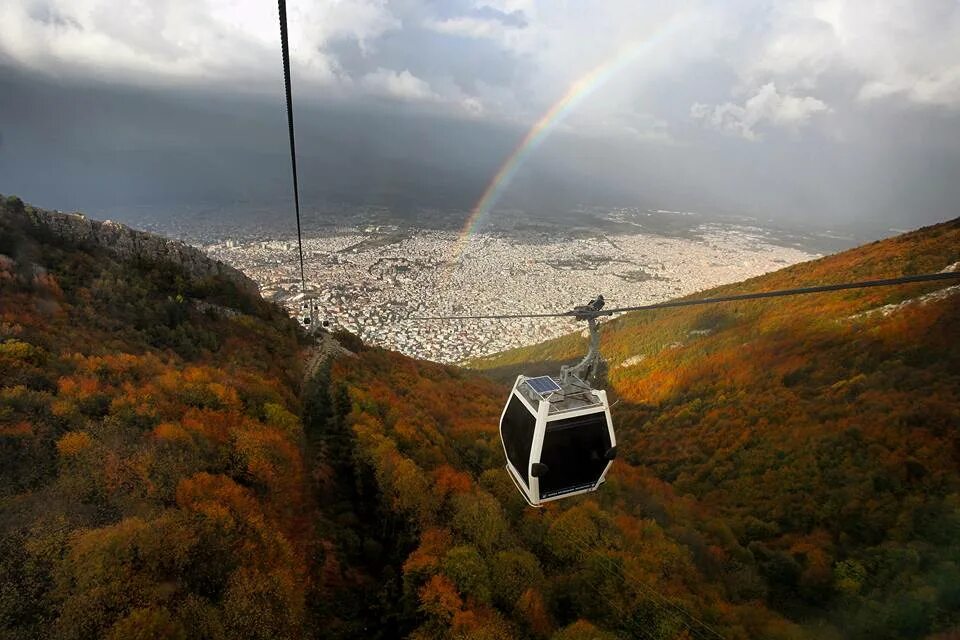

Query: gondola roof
[{"left": 517, "top": 374, "right": 605, "bottom": 415}]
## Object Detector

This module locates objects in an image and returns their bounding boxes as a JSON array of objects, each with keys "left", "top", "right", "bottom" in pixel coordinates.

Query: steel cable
[
  {"left": 410, "top": 271, "right": 960, "bottom": 320},
  {"left": 278, "top": 0, "right": 307, "bottom": 297}
]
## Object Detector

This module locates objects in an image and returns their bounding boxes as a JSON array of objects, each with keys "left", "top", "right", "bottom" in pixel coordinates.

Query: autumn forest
[{"left": 1, "top": 196, "right": 959, "bottom": 639}]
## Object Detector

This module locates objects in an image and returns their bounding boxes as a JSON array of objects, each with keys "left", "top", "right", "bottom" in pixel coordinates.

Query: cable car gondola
[
  {"left": 499, "top": 297, "right": 616, "bottom": 506},
  {"left": 500, "top": 373, "right": 616, "bottom": 506},
  {"left": 300, "top": 298, "right": 318, "bottom": 327}
]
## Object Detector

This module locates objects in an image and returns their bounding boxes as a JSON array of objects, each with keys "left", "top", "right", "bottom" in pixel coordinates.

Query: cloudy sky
[{"left": 2, "top": 0, "right": 959, "bottom": 230}]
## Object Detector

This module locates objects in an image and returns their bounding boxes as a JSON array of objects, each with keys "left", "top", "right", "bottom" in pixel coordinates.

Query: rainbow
[{"left": 447, "top": 16, "right": 686, "bottom": 267}]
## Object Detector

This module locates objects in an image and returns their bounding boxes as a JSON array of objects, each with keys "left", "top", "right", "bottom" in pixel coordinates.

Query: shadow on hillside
[
  {"left": 469, "top": 358, "right": 581, "bottom": 386},
  {"left": 468, "top": 357, "right": 622, "bottom": 402}
]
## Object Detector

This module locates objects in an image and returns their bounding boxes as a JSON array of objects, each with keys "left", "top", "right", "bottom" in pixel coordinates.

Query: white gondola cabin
[{"left": 499, "top": 373, "right": 616, "bottom": 506}]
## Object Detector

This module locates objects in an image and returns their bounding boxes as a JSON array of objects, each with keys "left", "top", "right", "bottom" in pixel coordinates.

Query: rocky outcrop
[{"left": 23, "top": 208, "right": 259, "bottom": 296}]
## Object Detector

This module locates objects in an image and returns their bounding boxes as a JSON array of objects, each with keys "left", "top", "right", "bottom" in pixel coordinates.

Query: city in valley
[{"left": 204, "top": 209, "right": 820, "bottom": 364}]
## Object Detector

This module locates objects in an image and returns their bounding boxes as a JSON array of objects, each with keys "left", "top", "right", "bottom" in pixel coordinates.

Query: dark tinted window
[
  {"left": 500, "top": 394, "right": 537, "bottom": 487},
  {"left": 537, "top": 411, "right": 611, "bottom": 498}
]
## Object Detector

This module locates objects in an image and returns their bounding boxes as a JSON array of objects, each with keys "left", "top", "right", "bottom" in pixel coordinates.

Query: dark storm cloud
[
  {"left": 0, "top": 67, "right": 597, "bottom": 218},
  {"left": 1, "top": 1, "right": 959, "bottom": 231},
  {"left": 329, "top": 26, "right": 519, "bottom": 94}
]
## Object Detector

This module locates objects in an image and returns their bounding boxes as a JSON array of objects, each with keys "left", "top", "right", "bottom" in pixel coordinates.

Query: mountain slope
[
  {"left": 3, "top": 193, "right": 959, "bottom": 640},
  {"left": 0, "top": 195, "right": 320, "bottom": 639},
  {"left": 470, "top": 218, "right": 960, "bottom": 638},
  {"left": 315, "top": 346, "right": 799, "bottom": 639}
]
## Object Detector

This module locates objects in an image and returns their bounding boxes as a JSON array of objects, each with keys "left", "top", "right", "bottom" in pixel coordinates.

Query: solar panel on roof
[{"left": 526, "top": 376, "right": 562, "bottom": 396}]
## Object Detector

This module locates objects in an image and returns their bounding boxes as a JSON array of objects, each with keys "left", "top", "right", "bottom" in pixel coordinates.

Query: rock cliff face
[{"left": 23, "top": 208, "right": 259, "bottom": 296}]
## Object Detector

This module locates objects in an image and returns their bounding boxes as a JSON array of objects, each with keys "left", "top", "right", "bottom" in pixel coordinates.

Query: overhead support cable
[
  {"left": 597, "top": 271, "right": 960, "bottom": 316},
  {"left": 278, "top": 0, "right": 307, "bottom": 296},
  {"left": 410, "top": 271, "right": 960, "bottom": 320}
]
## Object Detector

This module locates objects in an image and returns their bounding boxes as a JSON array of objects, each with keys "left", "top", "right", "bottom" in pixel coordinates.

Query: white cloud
[
  {"left": 421, "top": 6, "right": 533, "bottom": 60},
  {"left": 424, "top": 16, "right": 507, "bottom": 40},
  {"left": 685, "top": 0, "right": 960, "bottom": 145},
  {"left": 460, "top": 96, "right": 485, "bottom": 117},
  {"left": 858, "top": 69, "right": 960, "bottom": 106},
  {"left": 2, "top": 0, "right": 959, "bottom": 141},
  {"left": 739, "top": 0, "right": 960, "bottom": 109},
  {"left": 0, "top": 0, "right": 398, "bottom": 90},
  {"left": 359, "top": 68, "right": 437, "bottom": 102},
  {"left": 692, "top": 83, "right": 829, "bottom": 140},
  {"left": 564, "top": 109, "right": 675, "bottom": 144}
]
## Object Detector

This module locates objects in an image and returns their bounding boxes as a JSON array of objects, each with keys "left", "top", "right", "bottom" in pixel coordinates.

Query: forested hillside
[
  {"left": 471, "top": 218, "right": 960, "bottom": 638},
  {"left": 3, "top": 195, "right": 958, "bottom": 639},
  {"left": 0, "top": 196, "right": 324, "bottom": 639},
  {"left": 314, "top": 347, "right": 802, "bottom": 639}
]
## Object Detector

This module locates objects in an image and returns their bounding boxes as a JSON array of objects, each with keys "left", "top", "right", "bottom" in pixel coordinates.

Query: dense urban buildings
[{"left": 207, "top": 215, "right": 816, "bottom": 363}]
